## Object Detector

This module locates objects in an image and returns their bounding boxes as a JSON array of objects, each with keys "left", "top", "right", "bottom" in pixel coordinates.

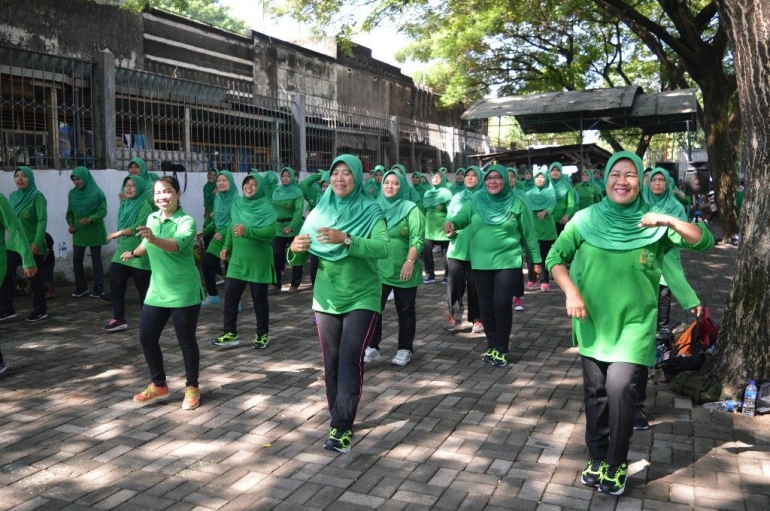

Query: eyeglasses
[{"left": 485, "top": 175, "right": 503, "bottom": 182}]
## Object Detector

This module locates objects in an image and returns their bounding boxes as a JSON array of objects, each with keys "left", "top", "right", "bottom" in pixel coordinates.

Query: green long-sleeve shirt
[
  {"left": 0, "top": 194, "right": 36, "bottom": 272},
  {"left": 533, "top": 207, "right": 557, "bottom": 241},
  {"left": 545, "top": 222, "right": 714, "bottom": 366},
  {"left": 299, "top": 173, "right": 324, "bottom": 212},
  {"left": 110, "top": 201, "right": 153, "bottom": 271},
  {"left": 66, "top": 198, "right": 108, "bottom": 247},
  {"left": 449, "top": 196, "right": 541, "bottom": 270},
  {"left": 660, "top": 248, "right": 699, "bottom": 310},
  {"left": 288, "top": 219, "right": 389, "bottom": 314},
  {"left": 223, "top": 221, "right": 278, "bottom": 284},
  {"left": 423, "top": 201, "right": 450, "bottom": 241},
  {"left": 378, "top": 207, "right": 424, "bottom": 288},
  {"left": 553, "top": 190, "right": 576, "bottom": 222},
  {"left": 574, "top": 183, "right": 601, "bottom": 211},
  {"left": 272, "top": 196, "right": 304, "bottom": 237},
  {"left": 15, "top": 194, "right": 47, "bottom": 253}
]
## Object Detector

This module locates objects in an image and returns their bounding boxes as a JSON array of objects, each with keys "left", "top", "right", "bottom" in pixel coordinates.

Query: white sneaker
[
  {"left": 392, "top": 349, "right": 412, "bottom": 366},
  {"left": 387, "top": 290, "right": 395, "bottom": 301},
  {"left": 363, "top": 347, "right": 381, "bottom": 363}
]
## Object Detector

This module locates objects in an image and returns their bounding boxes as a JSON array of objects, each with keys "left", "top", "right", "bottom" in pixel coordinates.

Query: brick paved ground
[{"left": 0, "top": 226, "right": 768, "bottom": 511}]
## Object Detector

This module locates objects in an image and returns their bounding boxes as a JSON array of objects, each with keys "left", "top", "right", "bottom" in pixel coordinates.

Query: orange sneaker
[
  {"left": 133, "top": 382, "right": 169, "bottom": 404},
  {"left": 182, "top": 386, "right": 200, "bottom": 410}
]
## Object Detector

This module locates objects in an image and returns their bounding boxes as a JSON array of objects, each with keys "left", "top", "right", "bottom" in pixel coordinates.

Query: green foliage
[{"left": 122, "top": 0, "right": 247, "bottom": 33}]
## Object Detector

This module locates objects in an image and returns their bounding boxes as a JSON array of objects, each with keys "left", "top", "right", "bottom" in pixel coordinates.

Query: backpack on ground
[{"left": 668, "top": 355, "right": 722, "bottom": 404}]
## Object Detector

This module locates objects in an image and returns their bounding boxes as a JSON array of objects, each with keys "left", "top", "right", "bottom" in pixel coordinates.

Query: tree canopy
[{"left": 123, "top": 0, "right": 246, "bottom": 33}]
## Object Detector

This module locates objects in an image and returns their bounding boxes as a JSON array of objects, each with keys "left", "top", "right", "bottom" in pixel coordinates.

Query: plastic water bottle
[
  {"left": 743, "top": 380, "right": 758, "bottom": 418},
  {"left": 59, "top": 242, "right": 67, "bottom": 259},
  {"left": 703, "top": 399, "right": 742, "bottom": 413}
]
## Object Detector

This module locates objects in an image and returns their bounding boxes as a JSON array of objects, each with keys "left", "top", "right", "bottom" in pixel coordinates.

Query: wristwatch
[{"left": 342, "top": 233, "right": 352, "bottom": 246}]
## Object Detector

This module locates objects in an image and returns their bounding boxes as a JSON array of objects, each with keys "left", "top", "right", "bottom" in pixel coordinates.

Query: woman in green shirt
[
  {"left": 0, "top": 179, "right": 41, "bottom": 326},
  {"left": 445, "top": 166, "right": 484, "bottom": 332},
  {"left": 67, "top": 166, "right": 108, "bottom": 299},
  {"left": 299, "top": 171, "right": 330, "bottom": 287},
  {"left": 200, "top": 170, "right": 239, "bottom": 305},
  {"left": 123, "top": 157, "right": 159, "bottom": 209},
  {"left": 0, "top": 192, "right": 39, "bottom": 370},
  {"left": 525, "top": 168, "right": 558, "bottom": 292},
  {"left": 270, "top": 167, "right": 305, "bottom": 294},
  {"left": 104, "top": 175, "right": 153, "bottom": 332},
  {"left": 365, "top": 165, "right": 384, "bottom": 197},
  {"left": 546, "top": 151, "right": 713, "bottom": 496},
  {"left": 444, "top": 164, "right": 541, "bottom": 369},
  {"left": 575, "top": 169, "right": 602, "bottom": 211},
  {"left": 288, "top": 154, "right": 388, "bottom": 454},
  {"left": 202, "top": 169, "right": 217, "bottom": 238},
  {"left": 364, "top": 169, "right": 424, "bottom": 367},
  {"left": 448, "top": 168, "right": 466, "bottom": 195},
  {"left": 548, "top": 162, "right": 577, "bottom": 234},
  {"left": 507, "top": 168, "right": 530, "bottom": 311},
  {"left": 421, "top": 170, "right": 452, "bottom": 285},
  {"left": 126, "top": 176, "right": 205, "bottom": 411},
  {"left": 213, "top": 173, "right": 278, "bottom": 349}
]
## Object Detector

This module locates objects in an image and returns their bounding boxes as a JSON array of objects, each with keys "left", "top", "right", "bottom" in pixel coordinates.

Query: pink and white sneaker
[{"left": 540, "top": 283, "right": 550, "bottom": 293}]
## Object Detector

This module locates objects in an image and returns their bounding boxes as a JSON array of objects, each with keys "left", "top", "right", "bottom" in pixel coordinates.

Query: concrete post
[
  {"left": 291, "top": 94, "right": 307, "bottom": 171},
  {"left": 92, "top": 50, "right": 116, "bottom": 169},
  {"left": 389, "top": 116, "right": 399, "bottom": 169}
]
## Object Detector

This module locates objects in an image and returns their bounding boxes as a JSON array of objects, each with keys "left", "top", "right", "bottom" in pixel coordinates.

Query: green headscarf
[
  {"left": 507, "top": 168, "right": 532, "bottom": 207},
  {"left": 230, "top": 173, "right": 278, "bottom": 228},
  {"left": 366, "top": 165, "right": 385, "bottom": 197},
  {"left": 571, "top": 151, "right": 667, "bottom": 250},
  {"left": 548, "top": 162, "right": 573, "bottom": 200},
  {"left": 272, "top": 167, "right": 304, "bottom": 201},
  {"left": 592, "top": 168, "right": 605, "bottom": 192},
  {"left": 526, "top": 168, "right": 557, "bottom": 210},
  {"left": 392, "top": 164, "right": 422, "bottom": 203},
  {"left": 9, "top": 167, "right": 43, "bottom": 214},
  {"left": 521, "top": 168, "right": 535, "bottom": 191},
  {"left": 449, "top": 168, "right": 466, "bottom": 194},
  {"left": 300, "top": 154, "right": 385, "bottom": 261},
  {"left": 116, "top": 175, "right": 148, "bottom": 231},
  {"left": 422, "top": 170, "right": 453, "bottom": 208},
  {"left": 448, "top": 165, "right": 483, "bottom": 217},
  {"left": 262, "top": 171, "right": 279, "bottom": 199},
  {"left": 203, "top": 169, "right": 217, "bottom": 210},
  {"left": 377, "top": 169, "right": 418, "bottom": 227},
  {"left": 68, "top": 166, "right": 106, "bottom": 217},
  {"left": 471, "top": 164, "right": 514, "bottom": 225},
  {"left": 642, "top": 167, "right": 687, "bottom": 221},
  {"left": 129, "top": 157, "right": 160, "bottom": 183},
  {"left": 213, "top": 170, "right": 240, "bottom": 229}
]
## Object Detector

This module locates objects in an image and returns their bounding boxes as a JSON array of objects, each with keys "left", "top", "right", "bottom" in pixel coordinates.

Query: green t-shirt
[
  {"left": 552, "top": 190, "right": 576, "bottom": 222},
  {"left": 288, "top": 219, "right": 389, "bottom": 314},
  {"left": 0, "top": 194, "right": 36, "bottom": 272},
  {"left": 378, "top": 207, "right": 424, "bottom": 288},
  {"left": 142, "top": 208, "right": 204, "bottom": 308},
  {"left": 110, "top": 201, "right": 153, "bottom": 271},
  {"left": 223, "top": 221, "right": 278, "bottom": 284},
  {"left": 533, "top": 208, "right": 557, "bottom": 241},
  {"left": 660, "top": 248, "right": 699, "bottom": 310},
  {"left": 272, "top": 196, "right": 304, "bottom": 237},
  {"left": 423, "top": 201, "right": 450, "bottom": 242},
  {"left": 66, "top": 198, "right": 108, "bottom": 247},
  {"left": 449, "top": 196, "right": 541, "bottom": 270},
  {"left": 15, "top": 194, "right": 47, "bottom": 252},
  {"left": 545, "top": 222, "right": 714, "bottom": 366},
  {"left": 575, "top": 183, "right": 601, "bottom": 211}
]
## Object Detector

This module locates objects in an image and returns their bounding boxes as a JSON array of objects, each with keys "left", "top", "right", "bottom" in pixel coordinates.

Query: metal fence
[{"left": 1, "top": 45, "right": 487, "bottom": 174}]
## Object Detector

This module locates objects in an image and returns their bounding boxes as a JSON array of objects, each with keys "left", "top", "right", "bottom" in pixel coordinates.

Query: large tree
[
  {"left": 714, "top": 0, "right": 770, "bottom": 390},
  {"left": 273, "top": 0, "right": 740, "bottom": 240},
  {"left": 123, "top": 0, "right": 246, "bottom": 33}
]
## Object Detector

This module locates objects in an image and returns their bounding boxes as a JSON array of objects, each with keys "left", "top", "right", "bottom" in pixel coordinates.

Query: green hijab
[
  {"left": 521, "top": 169, "right": 535, "bottom": 191},
  {"left": 377, "top": 169, "right": 418, "bottom": 227},
  {"left": 592, "top": 168, "right": 605, "bottom": 192},
  {"left": 392, "top": 164, "right": 422, "bottom": 203},
  {"left": 571, "top": 151, "right": 667, "bottom": 250},
  {"left": 272, "top": 167, "right": 304, "bottom": 201},
  {"left": 300, "top": 154, "right": 385, "bottom": 261},
  {"left": 231, "top": 173, "right": 278, "bottom": 228},
  {"left": 117, "top": 175, "right": 148, "bottom": 231},
  {"left": 448, "top": 165, "right": 483, "bottom": 217},
  {"left": 213, "top": 170, "right": 240, "bottom": 229},
  {"left": 526, "top": 168, "right": 557, "bottom": 210},
  {"left": 203, "top": 170, "right": 217, "bottom": 209},
  {"left": 129, "top": 157, "right": 160, "bottom": 183},
  {"left": 548, "top": 162, "right": 573, "bottom": 200},
  {"left": 642, "top": 167, "right": 687, "bottom": 221},
  {"left": 262, "top": 171, "right": 279, "bottom": 199},
  {"left": 9, "top": 167, "right": 43, "bottom": 214},
  {"left": 68, "top": 166, "right": 106, "bottom": 216},
  {"left": 448, "top": 168, "right": 466, "bottom": 194},
  {"left": 471, "top": 164, "right": 514, "bottom": 225},
  {"left": 366, "top": 165, "right": 385, "bottom": 197},
  {"left": 422, "top": 170, "right": 453, "bottom": 208}
]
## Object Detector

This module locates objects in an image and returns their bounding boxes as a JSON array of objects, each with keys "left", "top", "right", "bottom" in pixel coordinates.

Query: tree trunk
[{"left": 714, "top": 0, "right": 770, "bottom": 393}]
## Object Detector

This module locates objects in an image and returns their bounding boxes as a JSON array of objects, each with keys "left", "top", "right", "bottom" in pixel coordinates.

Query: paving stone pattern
[{"left": 0, "top": 231, "right": 768, "bottom": 510}]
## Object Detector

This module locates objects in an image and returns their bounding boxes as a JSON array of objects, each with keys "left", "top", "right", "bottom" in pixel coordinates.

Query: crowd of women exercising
[{"left": 0, "top": 150, "right": 713, "bottom": 497}]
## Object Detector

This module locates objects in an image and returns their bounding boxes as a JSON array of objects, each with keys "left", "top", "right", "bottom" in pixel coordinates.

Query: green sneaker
[
  {"left": 491, "top": 351, "right": 508, "bottom": 367},
  {"left": 581, "top": 458, "right": 607, "bottom": 488},
  {"left": 323, "top": 427, "right": 353, "bottom": 453},
  {"left": 481, "top": 348, "right": 497, "bottom": 364},
  {"left": 598, "top": 462, "right": 628, "bottom": 496},
  {"left": 212, "top": 332, "right": 240, "bottom": 348},
  {"left": 252, "top": 333, "right": 269, "bottom": 350}
]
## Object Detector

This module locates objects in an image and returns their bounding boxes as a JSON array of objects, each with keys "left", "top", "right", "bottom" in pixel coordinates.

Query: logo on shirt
[{"left": 639, "top": 249, "right": 652, "bottom": 266}]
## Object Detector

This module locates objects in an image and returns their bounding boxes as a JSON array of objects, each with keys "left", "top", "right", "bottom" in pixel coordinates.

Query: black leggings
[
  {"left": 73, "top": 245, "right": 104, "bottom": 294},
  {"left": 422, "top": 239, "right": 448, "bottom": 279},
  {"left": 371, "top": 285, "right": 417, "bottom": 352},
  {"left": 139, "top": 303, "right": 201, "bottom": 388},
  {"left": 446, "top": 258, "right": 480, "bottom": 323},
  {"left": 201, "top": 252, "right": 222, "bottom": 297},
  {"left": 472, "top": 268, "right": 520, "bottom": 354},
  {"left": 0, "top": 250, "right": 45, "bottom": 315},
  {"left": 527, "top": 240, "right": 554, "bottom": 283},
  {"left": 315, "top": 309, "right": 378, "bottom": 432},
  {"left": 109, "top": 262, "right": 151, "bottom": 321},
  {"left": 223, "top": 278, "right": 269, "bottom": 336},
  {"left": 272, "top": 236, "right": 302, "bottom": 288}
]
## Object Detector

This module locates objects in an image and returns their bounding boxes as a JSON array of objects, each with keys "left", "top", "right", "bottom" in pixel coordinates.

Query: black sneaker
[
  {"left": 580, "top": 458, "right": 607, "bottom": 488},
  {"left": 104, "top": 318, "right": 128, "bottom": 332},
  {"left": 481, "top": 348, "right": 497, "bottom": 364},
  {"left": 491, "top": 351, "right": 508, "bottom": 367},
  {"left": 633, "top": 407, "right": 650, "bottom": 430},
  {"left": 26, "top": 312, "right": 48, "bottom": 322},
  {"left": 0, "top": 312, "right": 17, "bottom": 322},
  {"left": 323, "top": 427, "right": 352, "bottom": 453},
  {"left": 598, "top": 462, "right": 628, "bottom": 496},
  {"left": 72, "top": 289, "right": 90, "bottom": 298},
  {"left": 99, "top": 292, "right": 112, "bottom": 302}
]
